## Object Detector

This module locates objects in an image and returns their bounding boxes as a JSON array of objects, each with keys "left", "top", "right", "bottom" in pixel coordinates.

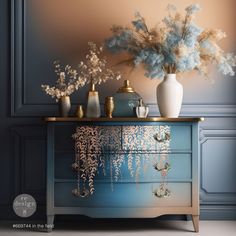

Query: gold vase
[
  {"left": 104, "top": 96, "right": 114, "bottom": 118},
  {"left": 75, "top": 105, "right": 84, "bottom": 118},
  {"left": 59, "top": 96, "right": 71, "bottom": 117}
]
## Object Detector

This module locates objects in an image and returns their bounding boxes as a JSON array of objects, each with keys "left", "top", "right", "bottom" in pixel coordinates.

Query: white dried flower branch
[
  {"left": 78, "top": 42, "right": 122, "bottom": 85},
  {"left": 41, "top": 61, "right": 86, "bottom": 102}
]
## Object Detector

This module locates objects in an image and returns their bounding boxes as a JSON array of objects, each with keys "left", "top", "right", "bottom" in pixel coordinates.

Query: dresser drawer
[
  {"left": 122, "top": 125, "right": 192, "bottom": 151},
  {"left": 55, "top": 153, "right": 192, "bottom": 181},
  {"left": 54, "top": 182, "right": 191, "bottom": 207}
]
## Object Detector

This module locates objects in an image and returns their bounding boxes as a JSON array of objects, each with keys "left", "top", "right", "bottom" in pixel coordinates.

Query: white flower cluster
[
  {"left": 42, "top": 43, "right": 121, "bottom": 101},
  {"left": 78, "top": 42, "right": 121, "bottom": 85},
  {"left": 41, "top": 61, "right": 86, "bottom": 102}
]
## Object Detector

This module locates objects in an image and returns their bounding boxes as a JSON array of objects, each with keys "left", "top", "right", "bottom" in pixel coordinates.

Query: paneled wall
[{"left": 0, "top": 0, "right": 235, "bottom": 220}]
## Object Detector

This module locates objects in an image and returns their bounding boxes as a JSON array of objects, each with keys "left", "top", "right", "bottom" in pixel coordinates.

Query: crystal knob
[
  {"left": 153, "top": 162, "right": 171, "bottom": 172},
  {"left": 71, "top": 162, "right": 79, "bottom": 171},
  {"left": 72, "top": 188, "right": 89, "bottom": 198},
  {"left": 153, "top": 132, "right": 170, "bottom": 142}
]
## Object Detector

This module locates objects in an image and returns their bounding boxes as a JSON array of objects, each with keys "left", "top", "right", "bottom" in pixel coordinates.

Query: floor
[{"left": 0, "top": 220, "right": 236, "bottom": 236}]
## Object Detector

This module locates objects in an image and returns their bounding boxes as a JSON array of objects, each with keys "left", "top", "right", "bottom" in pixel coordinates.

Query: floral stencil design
[{"left": 72, "top": 125, "right": 171, "bottom": 197}]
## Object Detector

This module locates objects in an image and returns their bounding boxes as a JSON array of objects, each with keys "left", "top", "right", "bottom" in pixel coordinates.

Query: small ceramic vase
[
  {"left": 59, "top": 96, "right": 71, "bottom": 117},
  {"left": 113, "top": 80, "right": 142, "bottom": 117},
  {"left": 136, "top": 99, "right": 149, "bottom": 118}
]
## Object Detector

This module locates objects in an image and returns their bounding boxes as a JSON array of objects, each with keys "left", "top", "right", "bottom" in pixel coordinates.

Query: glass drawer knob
[{"left": 153, "top": 186, "right": 171, "bottom": 198}]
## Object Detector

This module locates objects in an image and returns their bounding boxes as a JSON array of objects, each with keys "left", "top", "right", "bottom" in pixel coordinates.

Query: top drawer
[{"left": 122, "top": 125, "right": 192, "bottom": 151}]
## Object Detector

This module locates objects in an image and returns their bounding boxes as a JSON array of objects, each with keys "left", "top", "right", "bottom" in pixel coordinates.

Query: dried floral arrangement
[
  {"left": 41, "top": 42, "right": 121, "bottom": 101},
  {"left": 105, "top": 4, "right": 236, "bottom": 79},
  {"left": 41, "top": 61, "right": 86, "bottom": 101},
  {"left": 72, "top": 125, "right": 171, "bottom": 197},
  {"left": 78, "top": 42, "right": 121, "bottom": 85}
]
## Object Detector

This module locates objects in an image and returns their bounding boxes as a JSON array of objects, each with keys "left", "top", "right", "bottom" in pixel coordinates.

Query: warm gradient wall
[{"left": 26, "top": 0, "right": 236, "bottom": 106}]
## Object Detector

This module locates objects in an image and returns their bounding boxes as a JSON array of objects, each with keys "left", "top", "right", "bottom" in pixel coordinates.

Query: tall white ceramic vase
[{"left": 156, "top": 74, "right": 183, "bottom": 118}]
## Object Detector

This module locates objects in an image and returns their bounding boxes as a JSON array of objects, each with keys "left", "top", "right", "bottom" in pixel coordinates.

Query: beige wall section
[{"left": 28, "top": 0, "right": 236, "bottom": 105}]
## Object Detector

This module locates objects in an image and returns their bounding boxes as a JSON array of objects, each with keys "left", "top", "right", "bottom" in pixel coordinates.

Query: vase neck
[
  {"left": 90, "top": 83, "right": 96, "bottom": 91},
  {"left": 164, "top": 74, "right": 176, "bottom": 81},
  {"left": 61, "top": 95, "right": 69, "bottom": 100}
]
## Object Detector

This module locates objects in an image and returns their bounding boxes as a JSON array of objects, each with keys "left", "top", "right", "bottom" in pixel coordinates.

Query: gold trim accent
[
  {"left": 44, "top": 117, "right": 204, "bottom": 122},
  {"left": 117, "top": 80, "right": 135, "bottom": 93}
]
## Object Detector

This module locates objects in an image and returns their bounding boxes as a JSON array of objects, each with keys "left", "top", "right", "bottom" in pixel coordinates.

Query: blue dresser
[{"left": 45, "top": 117, "right": 203, "bottom": 232}]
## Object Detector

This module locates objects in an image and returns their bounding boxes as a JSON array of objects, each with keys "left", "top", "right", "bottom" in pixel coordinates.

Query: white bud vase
[{"left": 156, "top": 74, "right": 183, "bottom": 118}]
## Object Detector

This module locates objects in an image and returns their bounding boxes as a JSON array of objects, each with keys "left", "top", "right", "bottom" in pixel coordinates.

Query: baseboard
[
  {"left": 1, "top": 205, "right": 236, "bottom": 220},
  {"left": 200, "top": 205, "right": 236, "bottom": 220}
]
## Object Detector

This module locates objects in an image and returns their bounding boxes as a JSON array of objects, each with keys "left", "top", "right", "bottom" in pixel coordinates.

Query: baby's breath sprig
[
  {"left": 78, "top": 42, "right": 122, "bottom": 85},
  {"left": 41, "top": 61, "right": 86, "bottom": 102}
]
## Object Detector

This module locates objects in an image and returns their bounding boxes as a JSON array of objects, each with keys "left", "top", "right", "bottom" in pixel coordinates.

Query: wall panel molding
[
  {"left": 200, "top": 205, "right": 236, "bottom": 220},
  {"left": 11, "top": 0, "right": 24, "bottom": 116},
  {"left": 200, "top": 128, "right": 236, "bottom": 205},
  {"left": 11, "top": 125, "right": 46, "bottom": 205}
]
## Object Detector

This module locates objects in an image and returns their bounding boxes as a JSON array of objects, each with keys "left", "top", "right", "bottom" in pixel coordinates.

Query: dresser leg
[
  {"left": 192, "top": 215, "right": 199, "bottom": 232},
  {"left": 46, "top": 215, "right": 54, "bottom": 232}
]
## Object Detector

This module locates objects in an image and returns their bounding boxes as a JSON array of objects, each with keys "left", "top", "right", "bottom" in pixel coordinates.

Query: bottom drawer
[{"left": 54, "top": 182, "right": 191, "bottom": 207}]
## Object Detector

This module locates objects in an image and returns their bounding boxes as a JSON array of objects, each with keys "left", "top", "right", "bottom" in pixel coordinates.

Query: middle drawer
[{"left": 55, "top": 153, "right": 192, "bottom": 181}]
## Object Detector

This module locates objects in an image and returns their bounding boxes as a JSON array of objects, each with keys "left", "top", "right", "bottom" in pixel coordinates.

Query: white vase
[{"left": 156, "top": 74, "right": 183, "bottom": 118}]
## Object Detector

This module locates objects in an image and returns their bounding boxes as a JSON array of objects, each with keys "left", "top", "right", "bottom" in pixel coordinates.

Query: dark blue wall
[{"left": 0, "top": 0, "right": 46, "bottom": 219}]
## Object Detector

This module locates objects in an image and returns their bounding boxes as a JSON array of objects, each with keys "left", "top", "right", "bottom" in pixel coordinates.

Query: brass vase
[
  {"left": 104, "top": 96, "right": 114, "bottom": 118},
  {"left": 59, "top": 96, "right": 71, "bottom": 117},
  {"left": 75, "top": 105, "right": 84, "bottom": 118}
]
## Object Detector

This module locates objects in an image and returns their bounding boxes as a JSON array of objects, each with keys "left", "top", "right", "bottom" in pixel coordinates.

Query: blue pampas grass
[{"left": 105, "top": 4, "right": 236, "bottom": 79}]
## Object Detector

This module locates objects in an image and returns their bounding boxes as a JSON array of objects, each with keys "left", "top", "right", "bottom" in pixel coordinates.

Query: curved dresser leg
[
  {"left": 46, "top": 215, "right": 54, "bottom": 232},
  {"left": 192, "top": 215, "right": 199, "bottom": 232}
]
